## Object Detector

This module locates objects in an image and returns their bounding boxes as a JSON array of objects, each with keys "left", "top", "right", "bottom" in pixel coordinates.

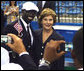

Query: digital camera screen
[
  {"left": 1, "top": 37, "right": 8, "bottom": 43},
  {"left": 65, "top": 42, "right": 73, "bottom": 52}
]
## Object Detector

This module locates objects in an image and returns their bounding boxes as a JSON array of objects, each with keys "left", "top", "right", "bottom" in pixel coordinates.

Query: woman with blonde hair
[
  {"left": 38, "top": 8, "right": 56, "bottom": 28},
  {"left": 31, "top": 8, "right": 65, "bottom": 70}
]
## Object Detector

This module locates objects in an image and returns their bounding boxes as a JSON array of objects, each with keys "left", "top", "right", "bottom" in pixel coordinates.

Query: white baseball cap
[{"left": 22, "top": 1, "right": 39, "bottom": 12}]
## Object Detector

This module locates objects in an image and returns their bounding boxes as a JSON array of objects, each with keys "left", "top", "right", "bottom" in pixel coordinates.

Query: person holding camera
[
  {"left": 71, "top": 28, "right": 83, "bottom": 70},
  {"left": 5, "top": 33, "right": 65, "bottom": 70}
]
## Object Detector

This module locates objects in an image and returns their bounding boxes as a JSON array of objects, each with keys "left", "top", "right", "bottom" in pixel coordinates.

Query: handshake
[{"left": 6, "top": 34, "right": 65, "bottom": 63}]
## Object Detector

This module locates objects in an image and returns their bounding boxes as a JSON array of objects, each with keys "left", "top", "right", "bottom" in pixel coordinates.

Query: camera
[
  {"left": 1, "top": 35, "right": 13, "bottom": 44},
  {"left": 1, "top": 35, "right": 16, "bottom": 58},
  {"left": 65, "top": 42, "right": 73, "bottom": 52}
]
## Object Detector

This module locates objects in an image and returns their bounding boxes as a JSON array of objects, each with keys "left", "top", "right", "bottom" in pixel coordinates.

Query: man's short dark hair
[{"left": 72, "top": 27, "right": 83, "bottom": 66}]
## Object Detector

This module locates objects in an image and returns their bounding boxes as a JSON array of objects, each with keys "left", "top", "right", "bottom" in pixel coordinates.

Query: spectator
[
  {"left": 4, "top": 1, "right": 19, "bottom": 24},
  {"left": 72, "top": 27, "right": 83, "bottom": 70},
  {"left": 42, "top": 1, "right": 56, "bottom": 12},
  {"left": 37, "top": 1, "right": 56, "bottom": 18}
]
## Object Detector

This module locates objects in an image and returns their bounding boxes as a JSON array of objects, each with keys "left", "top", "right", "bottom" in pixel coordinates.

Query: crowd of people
[{"left": 1, "top": 1, "right": 83, "bottom": 70}]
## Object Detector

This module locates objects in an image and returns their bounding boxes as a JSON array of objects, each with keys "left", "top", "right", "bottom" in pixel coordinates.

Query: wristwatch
[{"left": 39, "top": 58, "right": 50, "bottom": 67}]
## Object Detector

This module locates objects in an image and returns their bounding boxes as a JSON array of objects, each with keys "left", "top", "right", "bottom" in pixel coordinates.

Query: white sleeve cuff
[{"left": 19, "top": 52, "right": 29, "bottom": 56}]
